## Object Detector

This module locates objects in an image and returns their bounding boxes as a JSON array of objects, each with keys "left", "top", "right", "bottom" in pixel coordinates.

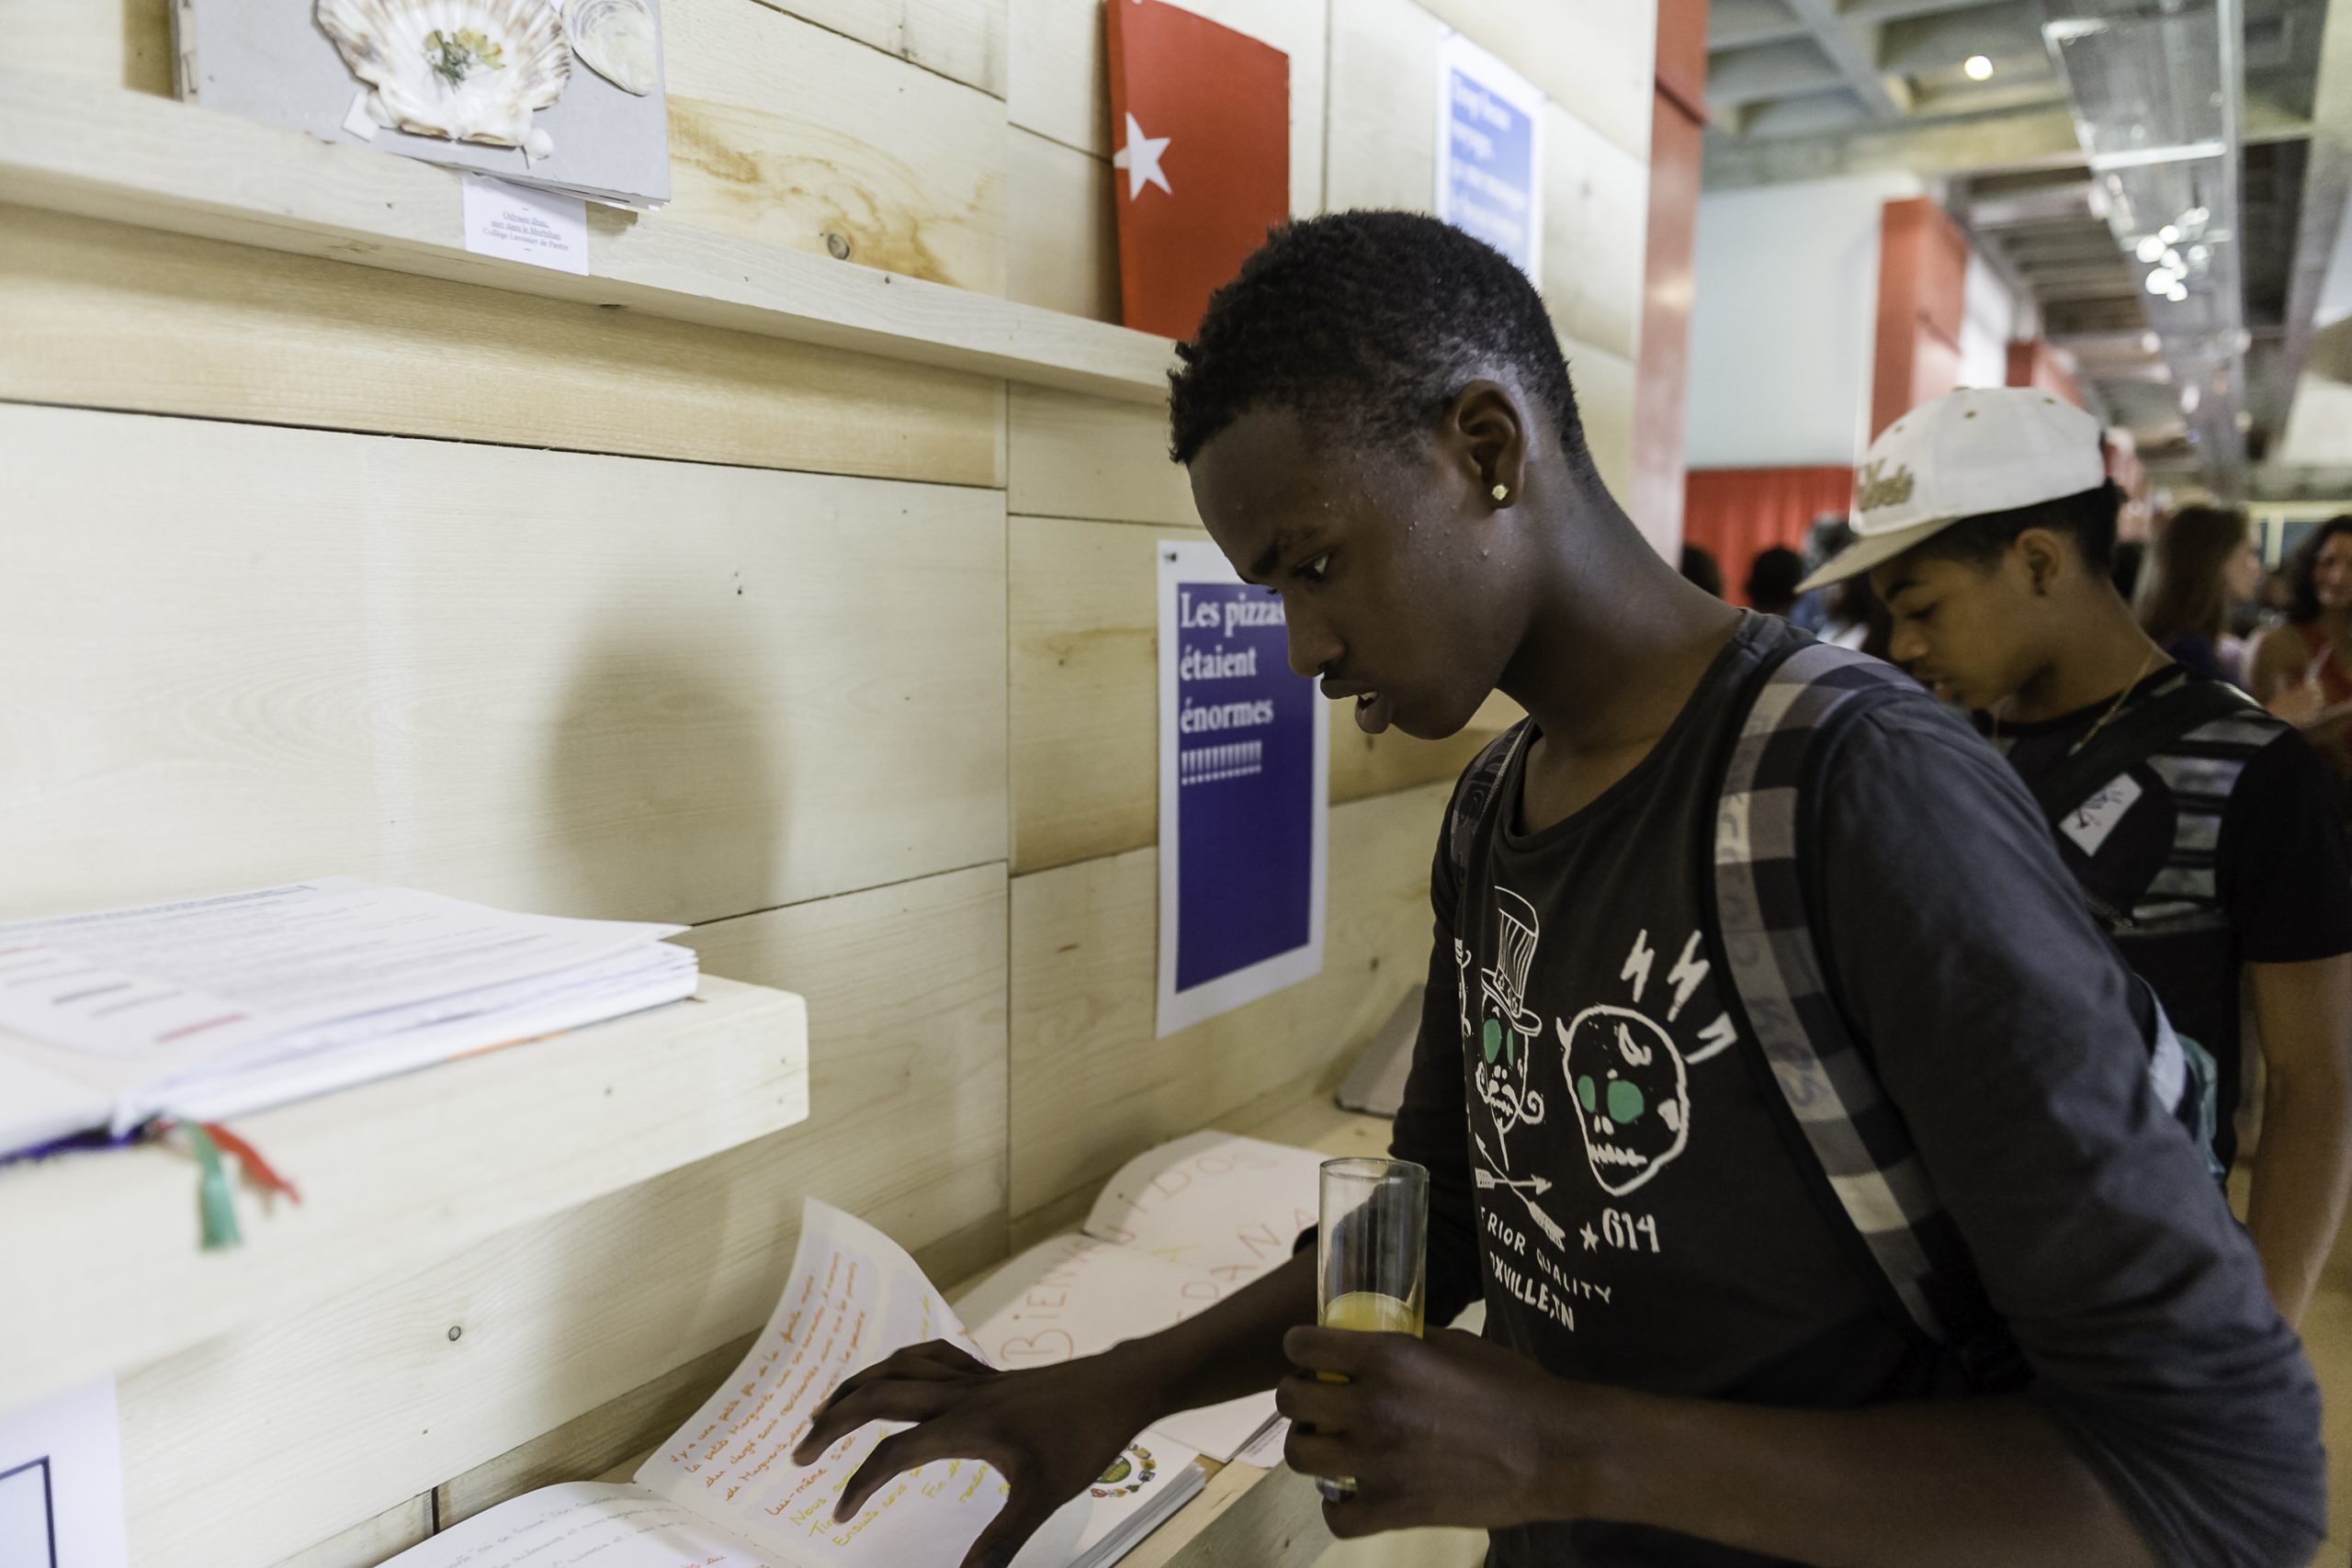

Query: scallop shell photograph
[{"left": 168, "top": 0, "right": 671, "bottom": 207}]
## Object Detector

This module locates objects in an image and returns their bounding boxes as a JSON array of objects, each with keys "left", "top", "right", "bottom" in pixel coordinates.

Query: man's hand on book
[
  {"left": 1278, "top": 1325, "right": 1590, "bottom": 1536},
  {"left": 794, "top": 1337, "right": 1159, "bottom": 1568}
]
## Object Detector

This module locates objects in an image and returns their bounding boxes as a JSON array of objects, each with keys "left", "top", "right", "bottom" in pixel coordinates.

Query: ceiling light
[
  {"left": 2159, "top": 224, "right": 2181, "bottom": 244},
  {"left": 2141, "top": 331, "right": 2163, "bottom": 355},
  {"left": 2136, "top": 235, "right": 2166, "bottom": 263},
  {"left": 2166, "top": 283, "right": 2188, "bottom": 302},
  {"left": 1964, "top": 54, "right": 1995, "bottom": 80},
  {"left": 2147, "top": 268, "right": 2175, "bottom": 293}
]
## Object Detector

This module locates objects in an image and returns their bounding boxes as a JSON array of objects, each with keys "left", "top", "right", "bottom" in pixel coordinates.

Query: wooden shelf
[
  {"left": 0, "top": 69, "right": 1176, "bottom": 404},
  {"left": 0, "top": 974, "right": 808, "bottom": 1410}
]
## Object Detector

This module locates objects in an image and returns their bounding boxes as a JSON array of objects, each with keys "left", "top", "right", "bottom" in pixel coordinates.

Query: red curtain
[{"left": 1682, "top": 467, "right": 1854, "bottom": 604}]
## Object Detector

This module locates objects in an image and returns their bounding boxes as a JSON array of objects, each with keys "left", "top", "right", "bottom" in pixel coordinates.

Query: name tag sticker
[{"left": 2064, "top": 773, "right": 2144, "bottom": 857}]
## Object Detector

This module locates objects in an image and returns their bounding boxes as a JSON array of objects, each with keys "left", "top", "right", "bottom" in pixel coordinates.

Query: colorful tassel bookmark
[
  {"left": 184, "top": 1122, "right": 243, "bottom": 1251},
  {"left": 202, "top": 1122, "right": 302, "bottom": 1206}
]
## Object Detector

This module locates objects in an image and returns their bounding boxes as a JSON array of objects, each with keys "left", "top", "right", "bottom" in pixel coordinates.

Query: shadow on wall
[{"left": 539, "top": 636, "right": 783, "bottom": 927}]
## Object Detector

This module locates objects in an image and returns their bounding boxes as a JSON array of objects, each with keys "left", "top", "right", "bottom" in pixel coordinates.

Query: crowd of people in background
[{"left": 1684, "top": 495, "right": 2352, "bottom": 809}]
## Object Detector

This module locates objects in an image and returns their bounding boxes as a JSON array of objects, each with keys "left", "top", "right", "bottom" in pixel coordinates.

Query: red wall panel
[{"left": 1629, "top": 0, "right": 1710, "bottom": 553}]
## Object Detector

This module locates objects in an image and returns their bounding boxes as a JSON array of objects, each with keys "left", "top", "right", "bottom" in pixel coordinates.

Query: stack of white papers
[
  {"left": 956, "top": 1131, "right": 1327, "bottom": 1462},
  {"left": 0, "top": 879, "right": 696, "bottom": 1156}
]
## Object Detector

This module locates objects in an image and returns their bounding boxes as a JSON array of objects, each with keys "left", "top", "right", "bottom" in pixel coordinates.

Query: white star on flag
[{"left": 1113, "top": 111, "right": 1172, "bottom": 199}]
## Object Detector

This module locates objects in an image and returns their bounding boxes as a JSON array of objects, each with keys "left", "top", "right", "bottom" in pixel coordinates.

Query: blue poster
[
  {"left": 1436, "top": 32, "right": 1544, "bottom": 278},
  {"left": 1157, "top": 540, "right": 1328, "bottom": 1037}
]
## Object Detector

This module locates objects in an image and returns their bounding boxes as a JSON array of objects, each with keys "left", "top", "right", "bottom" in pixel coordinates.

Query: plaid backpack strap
[
  {"left": 1444, "top": 722, "right": 1530, "bottom": 906},
  {"left": 1710, "top": 642, "right": 2008, "bottom": 1368}
]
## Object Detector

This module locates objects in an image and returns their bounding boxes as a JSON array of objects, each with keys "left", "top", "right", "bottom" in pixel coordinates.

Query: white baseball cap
[{"left": 1798, "top": 388, "right": 2108, "bottom": 592}]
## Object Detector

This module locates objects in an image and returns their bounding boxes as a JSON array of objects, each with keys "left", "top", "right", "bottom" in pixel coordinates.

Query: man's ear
[
  {"left": 2012, "top": 528, "right": 2070, "bottom": 596},
  {"left": 1443, "top": 380, "right": 1528, "bottom": 506}
]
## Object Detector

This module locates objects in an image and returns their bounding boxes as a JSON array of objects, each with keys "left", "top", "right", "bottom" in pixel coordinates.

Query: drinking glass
[{"left": 1312, "top": 1156, "right": 1429, "bottom": 1502}]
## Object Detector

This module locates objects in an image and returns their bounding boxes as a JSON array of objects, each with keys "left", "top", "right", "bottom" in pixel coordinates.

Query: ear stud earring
[{"left": 1490, "top": 483, "right": 1510, "bottom": 502}]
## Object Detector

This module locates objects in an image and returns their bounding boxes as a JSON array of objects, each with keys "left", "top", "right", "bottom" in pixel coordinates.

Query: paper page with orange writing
[{"left": 633, "top": 1201, "right": 1046, "bottom": 1568}]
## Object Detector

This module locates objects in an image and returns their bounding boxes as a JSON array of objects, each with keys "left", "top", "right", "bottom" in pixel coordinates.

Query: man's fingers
[
  {"left": 959, "top": 1495, "right": 1061, "bottom": 1568},
  {"left": 1282, "top": 1426, "right": 1353, "bottom": 1479},
  {"left": 1283, "top": 1324, "right": 1379, "bottom": 1378},
  {"left": 794, "top": 1377, "right": 958, "bottom": 1464},
  {"left": 920, "top": 1340, "right": 992, "bottom": 1374},
  {"left": 831, "top": 1427, "right": 963, "bottom": 1521},
  {"left": 818, "top": 1342, "right": 987, "bottom": 1417},
  {"left": 1272, "top": 1372, "right": 1354, "bottom": 1430}
]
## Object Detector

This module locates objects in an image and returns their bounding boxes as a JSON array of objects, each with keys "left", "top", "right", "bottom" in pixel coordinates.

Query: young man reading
[
  {"left": 1799, "top": 388, "right": 2352, "bottom": 1328},
  {"left": 794, "top": 216, "right": 2323, "bottom": 1568}
]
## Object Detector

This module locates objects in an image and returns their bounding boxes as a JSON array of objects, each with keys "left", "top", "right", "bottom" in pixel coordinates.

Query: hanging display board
[
  {"left": 1155, "top": 540, "right": 1328, "bottom": 1038},
  {"left": 1433, "top": 30, "right": 1545, "bottom": 278}
]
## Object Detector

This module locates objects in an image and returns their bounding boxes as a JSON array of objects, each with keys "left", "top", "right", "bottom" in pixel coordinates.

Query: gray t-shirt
[{"left": 1390, "top": 614, "right": 2324, "bottom": 1568}]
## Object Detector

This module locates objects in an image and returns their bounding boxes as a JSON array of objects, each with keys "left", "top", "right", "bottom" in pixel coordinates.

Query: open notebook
[
  {"left": 379, "top": 1201, "right": 1203, "bottom": 1568},
  {"left": 955, "top": 1132, "right": 1326, "bottom": 1462},
  {"left": 0, "top": 880, "right": 696, "bottom": 1157}
]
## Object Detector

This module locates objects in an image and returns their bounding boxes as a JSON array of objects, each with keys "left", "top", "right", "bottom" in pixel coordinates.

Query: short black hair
[
  {"left": 1746, "top": 546, "right": 1805, "bottom": 606},
  {"left": 1909, "top": 482, "right": 2122, "bottom": 577},
  {"left": 1167, "top": 211, "right": 1590, "bottom": 479},
  {"left": 1679, "top": 543, "right": 1724, "bottom": 598}
]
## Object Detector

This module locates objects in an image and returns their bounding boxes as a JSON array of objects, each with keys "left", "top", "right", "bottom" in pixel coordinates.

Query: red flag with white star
[{"left": 1103, "top": 0, "right": 1290, "bottom": 341}]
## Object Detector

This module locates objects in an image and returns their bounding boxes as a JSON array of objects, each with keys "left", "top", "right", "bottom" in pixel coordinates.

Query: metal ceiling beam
[
  {"left": 1706, "top": 39, "right": 1849, "bottom": 109},
  {"left": 1708, "top": 0, "right": 1812, "bottom": 51},
  {"left": 1879, "top": 0, "right": 2046, "bottom": 74},
  {"left": 1844, "top": 0, "right": 2031, "bottom": 22},
  {"left": 1703, "top": 97, "right": 2311, "bottom": 189},
  {"left": 2253, "top": 0, "right": 2352, "bottom": 440},
  {"left": 1780, "top": 0, "right": 1914, "bottom": 120}
]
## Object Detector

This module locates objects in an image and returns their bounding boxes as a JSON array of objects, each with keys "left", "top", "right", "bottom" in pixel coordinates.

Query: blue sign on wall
[
  {"left": 1436, "top": 32, "right": 1544, "bottom": 278},
  {"left": 1157, "top": 541, "right": 1328, "bottom": 1036}
]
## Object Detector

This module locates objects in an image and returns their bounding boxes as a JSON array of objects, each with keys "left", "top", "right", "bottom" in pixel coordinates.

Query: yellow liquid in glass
[{"left": 1320, "top": 1290, "right": 1424, "bottom": 1337}]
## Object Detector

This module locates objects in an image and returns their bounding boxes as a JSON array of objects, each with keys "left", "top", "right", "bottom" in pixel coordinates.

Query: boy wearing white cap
[{"left": 1806, "top": 387, "right": 2352, "bottom": 1326}]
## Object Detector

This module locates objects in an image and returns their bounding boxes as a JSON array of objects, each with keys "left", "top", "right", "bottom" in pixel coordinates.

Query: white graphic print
[
  {"left": 1470, "top": 888, "right": 1549, "bottom": 1159},
  {"left": 1555, "top": 1004, "right": 1691, "bottom": 1197}
]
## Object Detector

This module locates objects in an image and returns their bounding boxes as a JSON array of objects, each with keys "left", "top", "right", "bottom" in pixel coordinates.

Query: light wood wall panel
[
  {"left": 1541, "top": 107, "right": 1649, "bottom": 366},
  {"left": 662, "top": 0, "right": 1009, "bottom": 293},
  {"left": 121, "top": 865, "right": 1010, "bottom": 1568},
  {"left": 6, "top": 0, "right": 1014, "bottom": 293},
  {"left": 1009, "top": 126, "right": 1120, "bottom": 322},
  {"left": 1008, "top": 784, "right": 1446, "bottom": 1219},
  {"left": 1569, "top": 341, "right": 1637, "bottom": 502},
  {"left": 0, "top": 406, "right": 1006, "bottom": 926},
  {"left": 0, "top": 0, "right": 173, "bottom": 93},
  {"left": 0, "top": 206, "right": 1006, "bottom": 488},
  {"left": 1011, "top": 516, "right": 1498, "bottom": 871},
  {"left": 1325, "top": 0, "right": 1445, "bottom": 213},
  {"left": 775, "top": 0, "right": 1010, "bottom": 98},
  {"left": 1007, "top": 0, "right": 1329, "bottom": 216},
  {"left": 1415, "top": 0, "right": 1657, "bottom": 161},
  {"left": 1010, "top": 383, "right": 1193, "bottom": 525}
]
